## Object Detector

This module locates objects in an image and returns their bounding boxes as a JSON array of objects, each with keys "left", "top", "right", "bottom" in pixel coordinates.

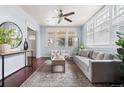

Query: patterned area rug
[{"left": 20, "top": 60, "right": 109, "bottom": 87}]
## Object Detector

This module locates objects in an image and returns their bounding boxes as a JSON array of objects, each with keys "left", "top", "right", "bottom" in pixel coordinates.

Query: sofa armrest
[{"left": 89, "top": 59, "right": 121, "bottom": 83}]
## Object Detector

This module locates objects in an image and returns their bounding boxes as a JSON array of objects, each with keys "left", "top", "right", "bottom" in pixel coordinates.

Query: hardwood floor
[{"left": 0, "top": 57, "right": 47, "bottom": 87}]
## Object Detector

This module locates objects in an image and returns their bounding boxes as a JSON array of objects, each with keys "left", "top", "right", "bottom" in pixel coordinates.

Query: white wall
[
  {"left": 0, "top": 5, "right": 40, "bottom": 79},
  {"left": 40, "top": 26, "right": 82, "bottom": 57}
]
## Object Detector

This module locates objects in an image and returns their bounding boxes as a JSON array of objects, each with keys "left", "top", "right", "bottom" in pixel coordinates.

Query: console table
[{"left": 0, "top": 50, "right": 33, "bottom": 87}]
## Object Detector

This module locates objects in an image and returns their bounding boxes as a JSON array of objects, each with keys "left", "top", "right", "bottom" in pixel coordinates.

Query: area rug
[{"left": 20, "top": 60, "right": 100, "bottom": 87}]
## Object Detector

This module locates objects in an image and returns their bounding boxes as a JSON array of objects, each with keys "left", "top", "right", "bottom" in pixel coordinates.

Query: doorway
[{"left": 27, "top": 27, "right": 36, "bottom": 58}]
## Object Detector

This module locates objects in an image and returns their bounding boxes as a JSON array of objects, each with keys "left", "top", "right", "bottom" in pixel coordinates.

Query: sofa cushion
[
  {"left": 81, "top": 50, "right": 90, "bottom": 57},
  {"left": 88, "top": 50, "right": 93, "bottom": 59},
  {"left": 103, "top": 53, "right": 114, "bottom": 60},
  {"left": 95, "top": 52, "right": 104, "bottom": 60},
  {"left": 91, "top": 51, "right": 99, "bottom": 60},
  {"left": 74, "top": 56, "right": 90, "bottom": 66}
]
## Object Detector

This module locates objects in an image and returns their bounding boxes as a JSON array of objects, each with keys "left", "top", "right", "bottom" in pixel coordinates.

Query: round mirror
[{"left": 0, "top": 22, "right": 23, "bottom": 49}]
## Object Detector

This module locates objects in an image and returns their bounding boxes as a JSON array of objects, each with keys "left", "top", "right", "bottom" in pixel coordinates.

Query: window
[
  {"left": 87, "top": 20, "right": 94, "bottom": 45},
  {"left": 68, "top": 31, "right": 78, "bottom": 47},
  {"left": 111, "top": 5, "right": 124, "bottom": 45},
  {"left": 47, "top": 28, "right": 78, "bottom": 47},
  {"left": 48, "top": 37, "right": 55, "bottom": 47},
  {"left": 86, "top": 6, "right": 111, "bottom": 46},
  {"left": 112, "top": 5, "right": 124, "bottom": 18},
  {"left": 47, "top": 31, "right": 55, "bottom": 47},
  {"left": 56, "top": 37, "right": 65, "bottom": 47},
  {"left": 68, "top": 37, "right": 78, "bottom": 47},
  {"left": 55, "top": 31, "right": 66, "bottom": 47},
  {"left": 94, "top": 7, "right": 110, "bottom": 45}
]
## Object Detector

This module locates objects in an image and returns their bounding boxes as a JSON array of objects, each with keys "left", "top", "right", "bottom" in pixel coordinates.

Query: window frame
[
  {"left": 86, "top": 6, "right": 112, "bottom": 46},
  {"left": 112, "top": 5, "right": 124, "bottom": 19},
  {"left": 46, "top": 28, "right": 78, "bottom": 48}
]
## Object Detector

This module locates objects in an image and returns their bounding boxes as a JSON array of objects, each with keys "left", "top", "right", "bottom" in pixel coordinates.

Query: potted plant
[
  {"left": 0, "top": 27, "right": 15, "bottom": 53},
  {"left": 75, "top": 44, "right": 85, "bottom": 55},
  {"left": 78, "top": 44, "right": 85, "bottom": 52},
  {"left": 115, "top": 31, "right": 124, "bottom": 84},
  {"left": 116, "top": 32, "right": 124, "bottom": 62}
]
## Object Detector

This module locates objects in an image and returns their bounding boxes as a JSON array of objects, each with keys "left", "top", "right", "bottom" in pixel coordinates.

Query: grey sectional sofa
[{"left": 73, "top": 50, "right": 122, "bottom": 83}]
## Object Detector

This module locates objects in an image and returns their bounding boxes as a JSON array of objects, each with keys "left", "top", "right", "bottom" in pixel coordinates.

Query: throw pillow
[
  {"left": 81, "top": 50, "right": 89, "bottom": 57},
  {"left": 95, "top": 52, "right": 104, "bottom": 60},
  {"left": 91, "top": 51, "right": 99, "bottom": 59},
  {"left": 88, "top": 50, "right": 93, "bottom": 58},
  {"left": 103, "top": 53, "right": 114, "bottom": 60}
]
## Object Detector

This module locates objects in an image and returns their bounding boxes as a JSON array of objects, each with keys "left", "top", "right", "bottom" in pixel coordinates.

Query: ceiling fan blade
[
  {"left": 63, "top": 12, "right": 75, "bottom": 16},
  {"left": 52, "top": 16, "right": 59, "bottom": 18},
  {"left": 64, "top": 17, "right": 72, "bottom": 22}
]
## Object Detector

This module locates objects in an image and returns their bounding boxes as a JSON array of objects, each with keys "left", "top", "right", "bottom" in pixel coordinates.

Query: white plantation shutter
[
  {"left": 94, "top": 7, "right": 110, "bottom": 45},
  {"left": 112, "top": 5, "right": 124, "bottom": 18},
  {"left": 87, "top": 20, "right": 94, "bottom": 45},
  {"left": 86, "top": 6, "right": 111, "bottom": 45}
]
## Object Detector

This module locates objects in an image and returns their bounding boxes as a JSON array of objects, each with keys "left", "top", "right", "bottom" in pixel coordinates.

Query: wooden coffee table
[{"left": 51, "top": 55, "right": 65, "bottom": 73}]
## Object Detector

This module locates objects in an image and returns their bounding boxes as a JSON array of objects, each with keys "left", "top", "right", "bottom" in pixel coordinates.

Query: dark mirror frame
[{"left": 0, "top": 21, "right": 23, "bottom": 49}]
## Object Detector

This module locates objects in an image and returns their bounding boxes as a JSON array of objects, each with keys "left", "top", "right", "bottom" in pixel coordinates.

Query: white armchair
[
  {"left": 51, "top": 50, "right": 71, "bottom": 61},
  {"left": 51, "top": 50, "right": 57, "bottom": 59},
  {"left": 61, "top": 50, "right": 70, "bottom": 61}
]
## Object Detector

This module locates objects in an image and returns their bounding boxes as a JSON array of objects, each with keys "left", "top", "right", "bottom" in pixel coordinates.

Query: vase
[{"left": 24, "top": 38, "right": 28, "bottom": 50}]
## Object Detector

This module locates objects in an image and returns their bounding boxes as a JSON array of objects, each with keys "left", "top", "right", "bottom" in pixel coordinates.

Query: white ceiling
[{"left": 20, "top": 5, "right": 103, "bottom": 26}]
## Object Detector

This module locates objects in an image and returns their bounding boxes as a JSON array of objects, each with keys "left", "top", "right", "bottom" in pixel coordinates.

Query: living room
[{"left": 0, "top": 1, "right": 124, "bottom": 91}]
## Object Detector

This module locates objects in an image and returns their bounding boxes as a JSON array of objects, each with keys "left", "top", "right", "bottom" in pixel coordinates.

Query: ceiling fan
[{"left": 53, "top": 9, "right": 75, "bottom": 24}]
